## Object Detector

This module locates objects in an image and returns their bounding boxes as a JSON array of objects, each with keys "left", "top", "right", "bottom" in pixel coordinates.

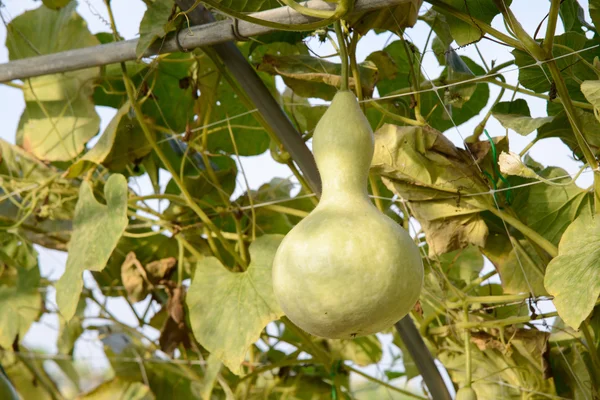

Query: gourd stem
[
  {"left": 463, "top": 305, "right": 472, "bottom": 387},
  {"left": 334, "top": 21, "right": 349, "bottom": 91}
]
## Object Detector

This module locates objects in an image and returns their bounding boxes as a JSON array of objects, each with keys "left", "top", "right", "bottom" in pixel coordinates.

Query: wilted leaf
[
  {"left": 136, "top": 0, "right": 178, "bottom": 58},
  {"left": 81, "top": 378, "right": 154, "bottom": 400},
  {"left": 492, "top": 99, "right": 554, "bottom": 135},
  {"left": 257, "top": 54, "right": 378, "bottom": 100},
  {"left": 7, "top": 2, "right": 100, "bottom": 161},
  {"left": 371, "top": 124, "right": 492, "bottom": 255},
  {"left": 545, "top": 213, "right": 600, "bottom": 329},
  {"left": 158, "top": 284, "right": 190, "bottom": 355},
  {"left": 56, "top": 174, "right": 129, "bottom": 320},
  {"left": 68, "top": 102, "right": 153, "bottom": 177},
  {"left": 187, "top": 235, "right": 284, "bottom": 374}
]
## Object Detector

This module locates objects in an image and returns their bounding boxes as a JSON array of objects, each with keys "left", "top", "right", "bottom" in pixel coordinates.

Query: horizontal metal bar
[{"left": 0, "top": 0, "right": 404, "bottom": 82}]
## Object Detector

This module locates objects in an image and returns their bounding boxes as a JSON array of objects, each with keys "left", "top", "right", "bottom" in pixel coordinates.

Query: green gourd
[
  {"left": 272, "top": 91, "right": 424, "bottom": 339},
  {"left": 455, "top": 387, "right": 478, "bottom": 400}
]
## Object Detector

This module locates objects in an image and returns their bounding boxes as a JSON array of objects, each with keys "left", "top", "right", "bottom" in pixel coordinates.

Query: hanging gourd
[{"left": 272, "top": 23, "right": 424, "bottom": 339}]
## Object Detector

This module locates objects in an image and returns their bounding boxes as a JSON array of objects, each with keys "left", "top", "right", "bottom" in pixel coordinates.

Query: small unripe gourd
[
  {"left": 455, "top": 387, "right": 478, "bottom": 400},
  {"left": 272, "top": 91, "right": 424, "bottom": 339}
]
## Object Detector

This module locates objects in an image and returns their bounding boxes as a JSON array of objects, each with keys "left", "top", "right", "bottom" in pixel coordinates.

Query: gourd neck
[{"left": 312, "top": 91, "right": 374, "bottom": 207}]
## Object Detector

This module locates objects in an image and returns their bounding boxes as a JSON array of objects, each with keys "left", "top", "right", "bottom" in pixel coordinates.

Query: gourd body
[
  {"left": 456, "top": 387, "right": 478, "bottom": 400},
  {"left": 272, "top": 91, "right": 423, "bottom": 339}
]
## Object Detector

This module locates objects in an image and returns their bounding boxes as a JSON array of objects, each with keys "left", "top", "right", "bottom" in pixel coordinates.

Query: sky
[{"left": 0, "top": 0, "right": 595, "bottom": 395}]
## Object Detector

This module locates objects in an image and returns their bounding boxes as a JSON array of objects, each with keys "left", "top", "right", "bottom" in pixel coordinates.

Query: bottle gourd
[{"left": 272, "top": 91, "right": 424, "bottom": 339}]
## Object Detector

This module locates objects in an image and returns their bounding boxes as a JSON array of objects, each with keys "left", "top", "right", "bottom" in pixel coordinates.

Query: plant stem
[
  {"left": 465, "top": 293, "right": 531, "bottom": 304},
  {"left": 486, "top": 207, "right": 558, "bottom": 257},
  {"left": 543, "top": 0, "right": 561, "bottom": 54},
  {"left": 463, "top": 306, "right": 472, "bottom": 388},
  {"left": 263, "top": 204, "right": 309, "bottom": 218},
  {"left": 345, "top": 364, "right": 428, "bottom": 400},
  {"left": 334, "top": 21, "right": 349, "bottom": 92}
]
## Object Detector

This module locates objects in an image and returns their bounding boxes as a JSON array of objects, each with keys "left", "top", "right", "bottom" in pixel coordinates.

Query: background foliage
[{"left": 1, "top": 0, "right": 600, "bottom": 398}]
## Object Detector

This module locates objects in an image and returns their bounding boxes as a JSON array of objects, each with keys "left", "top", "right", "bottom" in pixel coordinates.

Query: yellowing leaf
[
  {"left": 67, "top": 102, "right": 152, "bottom": 178},
  {"left": 371, "top": 124, "right": 491, "bottom": 255},
  {"left": 187, "top": 235, "right": 284, "bottom": 375},
  {"left": 8, "top": 2, "right": 100, "bottom": 161},
  {"left": 81, "top": 378, "right": 154, "bottom": 400},
  {"left": 56, "top": 174, "right": 129, "bottom": 320},
  {"left": 545, "top": 214, "right": 600, "bottom": 329},
  {"left": 0, "top": 288, "right": 40, "bottom": 348}
]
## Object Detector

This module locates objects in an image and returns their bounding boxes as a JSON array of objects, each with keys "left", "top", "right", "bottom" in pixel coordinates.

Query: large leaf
[
  {"left": 257, "top": 54, "right": 379, "bottom": 101},
  {"left": 511, "top": 167, "right": 592, "bottom": 246},
  {"left": 196, "top": 50, "right": 271, "bottom": 155},
  {"left": 348, "top": 0, "right": 422, "bottom": 34},
  {"left": 187, "top": 235, "right": 284, "bottom": 374},
  {"left": 7, "top": 2, "right": 100, "bottom": 161},
  {"left": 439, "top": 245, "right": 483, "bottom": 287},
  {"left": 326, "top": 335, "right": 382, "bottom": 366},
  {"left": 537, "top": 108, "right": 600, "bottom": 157},
  {"left": 420, "top": 56, "right": 489, "bottom": 132},
  {"left": 136, "top": 0, "right": 178, "bottom": 58},
  {"left": 581, "top": 80, "right": 600, "bottom": 121},
  {"left": 375, "top": 40, "right": 420, "bottom": 97},
  {"left": 492, "top": 99, "right": 554, "bottom": 135},
  {"left": 0, "top": 288, "right": 41, "bottom": 348},
  {"left": 67, "top": 102, "right": 153, "bottom": 177},
  {"left": 56, "top": 174, "right": 129, "bottom": 321},
  {"left": 592, "top": 0, "right": 600, "bottom": 31},
  {"left": 81, "top": 379, "right": 154, "bottom": 399},
  {"left": 512, "top": 32, "right": 597, "bottom": 101},
  {"left": 559, "top": 0, "right": 591, "bottom": 33},
  {"left": 434, "top": 0, "right": 510, "bottom": 46},
  {"left": 211, "top": 0, "right": 280, "bottom": 12},
  {"left": 545, "top": 213, "right": 600, "bottom": 329},
  {"left": 371, "top": 124, "right": 492, "bottom": 256}
]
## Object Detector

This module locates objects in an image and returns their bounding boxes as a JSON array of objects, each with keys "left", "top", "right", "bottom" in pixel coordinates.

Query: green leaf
[
  {"left": 420, "top": 8, "right": 453, "bottom": 48},
  {"left": 0, "top": 288, "right": 41, "bottom": 348},
  {"left": 41, "top": 0, "right": 72, "bottom": 10},
  {"left": 545, "top": 213, "right": 600, "bottom": 329},
  {"left": 187, "top": 235, "right": 284, "bottom": 374},
  {"left": 592, "top": 0, "right": 600, "bottom": 31},
  {"left": 511, "top": 167, "right": 591, "bottom": 246},
  {"left": 326, "top": 335, "right": 382, "bottom": 366},
  {"left": 434, "top": 0, "right": 510, "bottom": 46},
  {"left": 559, "top": 0, "right": 589, "bottom": 33},
  {"left": 371, "top": 124, "right": 491, "bottom": 255},
  {"left": 136, "top": 0, "right": 177, "bottom": 58},
  {"left": 538, "top": 108, "right": 600, "bottom": 157},
  {"left": 439, "top": 246, "right": 483, "bottom": 286},
  {"left": 280, "top": 89, "right": 327, "bottom": 135},
  {"left": 93, "top": 62, "right": 148, "bottom": 109},
  {"left": 375, "top": 40, "right": 420, "bottom": 97},
  {"left": 257, "top": 54, "right": 378, "bottom": 101},
  {"left": 581, "top": 80, "right": 600, "bottom": 118},
  {"left": 491, "top": 99, "right": 554, "bottom": 135},
  {"left": 196, "top": 50, "right": 271, "bottom": 155},
  {"left": 512, "top": 32, "right": 596, "bottom": 99},
  {"left": 142, "top": 53, "right": 196, "bottom": 133},
  {"left": 81, "top": 379, "right": 154, "bottom": 400},
  {"left": 7, "top": 2, "right": 100, "bottom": 161},
  {"left": 482, "top": 234, "right": 547, "bottom": 295},
  {"left": 348, "top": 0, "right": 422, "bottom": 34},
  {"left": 211, "top": 0, "right": 280, "bottom": 12},
  {"left": 365, "top": 51, "right": 398, "bottom": 81},
  {"left": 420, "top": 56, "right": 489, "bottom": 132},
  {"left": 444, "top": 49, "right": 476, "bottom": 108},
  {"left": 67, "top": 102, "right": 153, "bottom": 178},
  {"left": 56, "top": 174, "right": 129, "bottom": 320}
]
